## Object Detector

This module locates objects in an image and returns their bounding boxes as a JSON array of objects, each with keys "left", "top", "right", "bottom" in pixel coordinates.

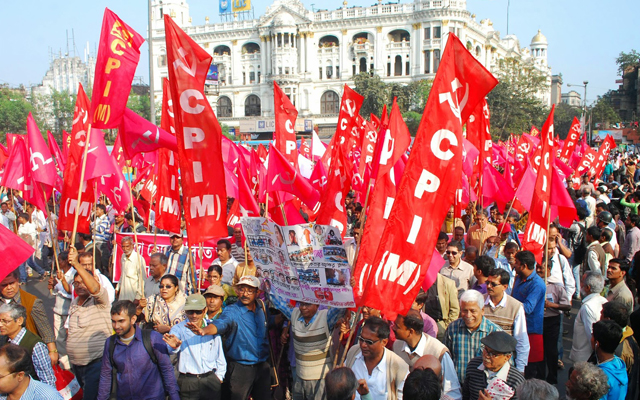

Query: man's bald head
[{"left": 413, "top": 354, "right": 442, "bottom": 377}]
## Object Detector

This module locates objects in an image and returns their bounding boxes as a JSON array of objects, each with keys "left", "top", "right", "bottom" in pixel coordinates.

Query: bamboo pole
[
  {"left": 187, "top": 243, "right": 197, "bottom": 295},
  {"left": 338, "top": 308, "right": 362, "bottom": 367},
  {"left": 352, "top": 181, "right": 373, "bottom": 265},
  {"left": 198, "top": 243, "right": 204, "bottom": 291},
  {"left": 265, "top": 193, "right": 270, "bottom": 220},
  {"left": 279, "top": 204, "right": 288, "bottom": 226},
  {"left": 92, "top": 183, "right": 97, "bottom": 268},
  {"left": 70, "top": 124, "right": 92, "bottom": 247},
  {"left": 127, "top": 162, "right": 143, "bottom": 298}
]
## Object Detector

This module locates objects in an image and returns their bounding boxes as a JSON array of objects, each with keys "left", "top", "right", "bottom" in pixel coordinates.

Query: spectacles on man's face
[
  {"left": 482, "top": 346, "right": 505, "bottom": 358},
  {"left": 0, "top": 371, "right": 17, "bottom": 380},
  {"left": 486, "top": 281, "right": 503, "bottom": 288},
  {"left": 445, "top": 251, "right": 459, "bottom": 256},
  {"left": 236, "top": 287, "right": 257, "bottom": 294},
  {"left": 358, "top": 336, "right": 381, "bottom": 346},
  {"left": 185, "top": 310, "right": 204, "bottom": 315},
  {"left": 0, "top": 319, "right": 15, "bottom": 325}
]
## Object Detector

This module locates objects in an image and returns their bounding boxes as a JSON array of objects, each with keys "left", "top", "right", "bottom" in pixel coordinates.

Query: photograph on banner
[
  {"left": 111, "top": 232, "right": 229, "bottom": 282},
  {"left": 241, "top": 217, "right": 355, "bottom": 308}
]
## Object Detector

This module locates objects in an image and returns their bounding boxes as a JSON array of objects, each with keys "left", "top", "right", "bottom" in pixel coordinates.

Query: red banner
[
  {"left": 58, "top": 84, "right": 94, "bottom": 234},
  {"left": 26, "top": 113, "right": 57, "bottom": 191},
  {"left": 466, "top": 99, "right": 492, "bottom": 174},
  {"left": 273, "top": 81, "right": 298, "bottom": 168},
  {"left": 576, "top": 147, "right": 598, "bottom": 177},
  {"left": 592, "top": 135, "right": 616, "bottom": 180},
  {"left": 119, "top": 109, "right": 178, "bottom": 159},
  {"left": 359, "top": 34, "right": 498, "bottom": 318},
  {"left": 559, "top": 117, "right": 581, "bottom": 163},
  {"left": 164, "top": 15, "right": 228, "bottom": 243},
  {"left": 90, "top": 8, "right": 145, "bottom": 129}
]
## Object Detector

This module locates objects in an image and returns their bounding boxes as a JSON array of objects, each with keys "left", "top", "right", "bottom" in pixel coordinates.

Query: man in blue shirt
[
  {"left": 511, "top": 250, "right": 546, "bottom": 380},
  {"left": 0, "top": 344, "right": 62, "bottom": 400},
  {"left": 97, "top": 301, "right": 180, "bottom": 400},
  {"left": 188, "top": 275, "right": 275, "bottom": 400},
  {"left": 164, "top": 294, "right": 226, "bottom": 400}
]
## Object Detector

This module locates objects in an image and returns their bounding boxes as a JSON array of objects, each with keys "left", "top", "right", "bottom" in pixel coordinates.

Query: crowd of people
[{"left": 0, "top": 151, "right": 639, "bottom": 400}]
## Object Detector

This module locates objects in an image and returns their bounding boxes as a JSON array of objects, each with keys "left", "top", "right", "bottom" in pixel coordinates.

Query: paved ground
[{"left": 22, "top": 274, "right": 578, "bottom": 397}]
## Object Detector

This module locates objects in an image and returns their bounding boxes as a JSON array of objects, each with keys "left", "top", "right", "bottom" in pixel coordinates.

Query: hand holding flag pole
[{"left": 70, "top": 124, "right": 93, "bottom": 246}]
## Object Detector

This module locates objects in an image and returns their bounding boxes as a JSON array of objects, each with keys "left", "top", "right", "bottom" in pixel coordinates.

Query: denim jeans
[
  {"left": 18, "top": 255, "right": 47, "bottom": 282},
  {"left": 72, "top": 358, "right": 103, "bottom": 400}
]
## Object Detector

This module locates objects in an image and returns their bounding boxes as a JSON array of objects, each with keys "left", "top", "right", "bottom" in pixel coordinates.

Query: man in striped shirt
[
  {"left": 444, "top": 289, "right": 502, "bottom": 384},
  {"left": 92, "top": 204, "right": 111, "bottom": 274}
]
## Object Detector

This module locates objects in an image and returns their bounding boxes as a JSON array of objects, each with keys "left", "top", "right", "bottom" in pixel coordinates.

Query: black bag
[
  {"left": 141, "top": 295, "right": 159, "bottom": 330},
  {"left": 108, "top": 329, "right": 159, "bottom": 399}
]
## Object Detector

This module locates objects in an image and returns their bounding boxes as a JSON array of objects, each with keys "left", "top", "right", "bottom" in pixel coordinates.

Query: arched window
[
  {"left": 359, "top": 57, "right": 367, "bottom": 73},
  {"left": 394, "top": 55, "right": 402, "bottom": 76},
  {"left": 245, "top": 95, "right": 261, "bottom": 117},
  {"left": 217, "top": 96, "right": 232, "bottom": 118},
  {"left": 320, "top": 91, "right": 340, "bottom": 114},
  {"left": 476, "top": 46, "right": 481, "bottom": 57}
]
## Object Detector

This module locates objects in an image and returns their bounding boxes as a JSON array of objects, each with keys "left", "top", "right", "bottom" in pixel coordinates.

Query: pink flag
[
  {"left": 0, "top": 224, "right": 35, "bottom": 281},
  {"left": 422, "top": 250, "right": 446, "bottom": 291},
  {"left": 96, "top": 155, "right": 132, "bottom": 213},
  {"left": 84, "top": 129, "right": 118, "bottom": 181},
  {"left": 47, "top": 131, "right": 66, "bottom": 171},
  {"left": 0, "top": 138, "right": 48, "bottom": 215},
  {"left": 482, "top": 163, "right": 515, "bottom": 212},
  {"left": 26, "top": 113, "right": 57, "bottom": 189},
  {"left": 119, "top": 108, "right": 178, "bottom": 159},
  {"left": 462, "top": 139, "right": 479, "bottom": 177},
  {"left": 267, "top": 146, "right": 320, "bottom": 209},
  {"left": 311, "top": 130, "right": 326, "bottom": 161}
]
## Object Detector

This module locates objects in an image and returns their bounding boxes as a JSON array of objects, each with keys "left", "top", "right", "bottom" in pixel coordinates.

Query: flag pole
[
  {"left": 49, "top": 188, "right": 60, "bottom": 274},
  {"left": 265, "top": 193, "right": 270, "bottom": 220},
  {"left": 544, "top": 209, "right": 551, "bottom": 287},
  {"left": 198, "top": 243, "right": 204, "bottom": 292},
  {"left": 352, "top": 181, "right": 373, "bottom": 265},
  {"left": 93, "top": 183, "right": 98, "bottom": 268},
  {"left": 187, "top": 242, "right": 197, "bottom": 295},
  {"left": 127, "top": 161, "right": 143, "bottom": 298},
  {"left": 338, "top": 307, "right": 362, "bottom": 367},
  {"left": 279, "top": 204, "right": 288, "bottom": 226},
  {"left": 70, "top": 124, "right": 92, "bottom": 246}
]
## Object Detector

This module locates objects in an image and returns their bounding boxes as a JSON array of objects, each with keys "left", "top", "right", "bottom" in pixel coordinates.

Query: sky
[{"left": 1, "top": 0, "right": 638, "bottom": 104}]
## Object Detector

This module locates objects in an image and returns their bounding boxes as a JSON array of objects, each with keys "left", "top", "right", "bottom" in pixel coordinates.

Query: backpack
[
  {"left": 572, "top": 222, "right": 588, "bottom": 265},
  {"left": 108, "top": 329, "right": 159, "bottom": 399}
]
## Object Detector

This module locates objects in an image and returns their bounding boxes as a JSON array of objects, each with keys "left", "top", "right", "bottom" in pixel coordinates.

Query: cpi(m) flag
[
  {"left": 359, "top": 34, "right": 498, "bottom": 318},
  {"left": 273, "top": 81, "right": 299, "bottom": 168},
  {"left": 165, "top": 15, "right": 227, "bottom": 243},
  {"left": 91, "top": 8, "right": 145, "bottom": 129},
  {"left": 592, "top": 135, "right": 616, "bottom": 180},
  {"left": 521, "top": 105, "right": 556, "bottom": 262},
  {"left": 0, "top": 224, "right": 35, "bottom": 281},
  {"left": 96, "top": 154, "right": 132, "bottom": 213},
  {"left": 267, "top": 146, "right": 320, "bottom": 209},
  {"left": 119, "top": 108, "right": 178, "bottom": 159},
  {"left": 26, "top": 113, "right": 57, "bottom": 192},
  {"left": 559, "top": 117, "right": 581, "bottom": 163},
  {"left": 0, "top": 137, "right": 48, "bottom": 215},
  {"left": 47, "top": 131, "right": 66, "bottom": 172}
]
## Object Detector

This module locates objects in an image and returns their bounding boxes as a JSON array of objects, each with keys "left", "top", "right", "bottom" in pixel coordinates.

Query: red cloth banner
[
  {"left": 164, "top": 15, "right": 228, "bottom": 243},
  {"left": 90, "top": 8, "right": 144, "bottom": 129},
  {"left": 58, "top": 84, "right": 94, "bottom": 234},
  {"left": 26, "top": 113, "right": 58, "bottom": 192},
  {"left": 576, "top": 147, "right": 598, "bottom": 177},
  {"left": 47, "top": 131, "right": 66, "bottom": 172},
  {"left": 559, "top": 117, "right": 581, "bottom": 163},
  {"left": 119, "top": 108, "right": 178, "bottom": 159},
  {"left": 0, "top": 137, "right": 48, "bottom": 215},
  {"left": 96, "top": 153, "right": 132, "bottom": 213},
  {"left": 358, "top": 34, "right": 498, "bottom": 317},
  {"left": 466, "top": 99, "right": 492, "bottom": 174},
  {"left": 273, "top": 81, "right": 299, "bottom": 168},
  {"left": 591, "top": 135, "right": 616, "bottom": 180},
  {"left": 0, "top": 224, "right": 35, "bottom": 281},
  {"left": 267, "top": 146, "right": 320, "bottom": 209}
]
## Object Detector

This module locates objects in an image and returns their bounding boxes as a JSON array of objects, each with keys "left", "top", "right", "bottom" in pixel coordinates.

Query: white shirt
[
  {"left": 584, "top": 196, "right": 596, "bottom": 227},
  {"left": 17, "top": 222, "right": 38, "bottom": 250},
  {"left": 0, "top": 210, "right": 15, "bottom": 230},
  {"left": 212, "top": 257, "right": 239, "bottom": 285},
  {"left": 484, "top": 295, "right": 530, "bottom": 372},
  {"left": 396, "top": 334, "right": 461, "bottom": 400},
  {"left": 352, "top": 349, "right": 406, "bottom": 400},
  {"left": 599, "top": 194, "right": 611, "bottom": 205},
  {"left": 547, "top": 250, "right": 576, "bottom": 299},
  {"left": 30, "top": 209, "right": 47, "bottom": 248},
  {"left": 570, "top": 293, "right": 608, "bottom": 363}
]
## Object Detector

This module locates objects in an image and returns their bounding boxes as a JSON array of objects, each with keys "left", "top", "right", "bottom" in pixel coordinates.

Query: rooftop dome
[
  {"left": 272, "top": 11, "right": 296, "bottom": 27},
  {"left": 530, "top": 30, "right": 547, "bottom": 45}
]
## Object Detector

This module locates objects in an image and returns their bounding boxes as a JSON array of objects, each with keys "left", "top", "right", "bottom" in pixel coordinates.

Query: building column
[
  {"left": 260, "top": 36, "right": 267, "bottom": 82},
  {"left": 299, "top": 33, "right": 306, "bottom": 78},
  {"left": 412, "top": 23, "right": 422, "bottom": 76},
  {"left": 375, "top": 26, "right": 383, "bottom": 76}
]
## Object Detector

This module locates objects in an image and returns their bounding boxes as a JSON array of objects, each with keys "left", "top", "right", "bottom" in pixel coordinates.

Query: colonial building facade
[{"left": 150, "top": 0, "right": 552, "bottom": 136}]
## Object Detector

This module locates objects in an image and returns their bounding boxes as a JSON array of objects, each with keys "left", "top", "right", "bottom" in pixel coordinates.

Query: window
[
  {"left": 394, "top": 56, "right": 402, "bottom": 76},
  {"left": 424, "top": 51, "right": 430, "bottom": 74},
  {"left": 336, "top": 66, "right": 339, "bottom": 78},
  {"left": 242, "top": 72, "right": 246, "bottom": 85},
  {"left": 319, "top": 67, "right": 323, "bottom": 80},
  {"left": 433, "top": 26, "right": 441, "bottom": 39},
  {"left": 320, "top": 91, "right": 340, "bottom": 114},
  {"left": 424, "top": 27, "right": 431, "bottom": 39},
  {"left": 217, "top": 97, "right": 232, "bottom": 118},
  {"left": 387, "top": 63, "right": 391, "bottom": 77},
  {"left": 405, "top": 61, "right": 410, "bottom": 76},
  {"left": 245, "top": 95, "right": 261, "bottom": 116},
  {"left": 326, "top": 66, "right": 333, "bottom": 78},
  {"left": 359, "top": 58, "right": 367, "bottom": 73},
  {"left": 157, "top": 55, "right": 167, "bottom": 67},
  {"left": 434, "top": 50, "right": 441, "bottom": 72},
  {"left": 249, "top": 71, "right": 256, "bottom": 84},
  {"left": 285, "top": 67, "right": 290, "bottom": 75},
  {"left": 449, "top": 27, "right": 455, "bottom": 34}
]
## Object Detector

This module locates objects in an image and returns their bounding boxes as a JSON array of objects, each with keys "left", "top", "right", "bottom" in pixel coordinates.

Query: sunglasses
[
  {"left": 185, "top": 310, "right": 204, "bottom": 315},
  {"left": 159, "top": 285, "right": 175, "bottom": 289},
  {"left": 358, "top": 336, "right": 381, "bottom": 346},
  {"left": 486, "top": 281, "right": 503, "bottom": 288},
  {"left": 445, "top": 251, "right": 459, "bottom": 255}
]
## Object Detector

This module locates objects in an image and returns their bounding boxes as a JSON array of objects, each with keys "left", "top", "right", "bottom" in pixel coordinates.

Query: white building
[
  {"left": 561, "top": 90, "right": 582, "bottom": 107},
  {"left": 32, "top": 51, "right": 95, "bottom": 99},
  {"left": 150, "top": 0, "right": 552, "bottom": 137}
]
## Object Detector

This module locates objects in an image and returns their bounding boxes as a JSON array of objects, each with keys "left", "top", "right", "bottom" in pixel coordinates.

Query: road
[{"left": 22, "top": 276, "right": 579, "bottom": 397}]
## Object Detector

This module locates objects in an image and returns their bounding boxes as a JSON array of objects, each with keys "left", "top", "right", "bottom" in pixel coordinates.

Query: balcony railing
[{"left": 241, "top": 53, "right": 261, "bottom": 61}]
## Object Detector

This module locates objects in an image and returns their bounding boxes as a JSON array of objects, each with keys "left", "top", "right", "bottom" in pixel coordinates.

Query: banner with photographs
[{"left": 241, "top": 217, "right": 355, "bottom": 308}]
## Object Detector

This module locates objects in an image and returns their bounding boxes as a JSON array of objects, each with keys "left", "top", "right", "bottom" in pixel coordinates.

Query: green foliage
[
  {"left": 402, "top": 111, "right": 423, "bottom": 136},
  {"left": 221, "top": 123, "right": 236, "bottom": 140},
  {"left": 616, "top": 50, "right": 640, "bottom": 76},
  {"left": 353, "top": 73, "right": 388, "bottom": 119},
  {"left": 486, "top": 57, "right": 549, "bottom": 141},
  {"left": 0, "top": 87, "right": 33, "bottom": 141},
  {"left": 553, "top": 103, "right": 581, "bottom": 140},
  {"left": 127, "top": 91, "right": 151, "bottom": 122},
  {"left": 591, "top": 95, "right": 621, "bottom": 126}
]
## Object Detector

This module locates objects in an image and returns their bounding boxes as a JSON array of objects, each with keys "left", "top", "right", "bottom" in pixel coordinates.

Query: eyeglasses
[
  {"left": 0, "top": 319, "right": 15, "bottom": 325},
  {"left": 445, "top": 251, "right": 459, "bottom": 255},
  {"left": 482, "top": 346, "right": 505, "bottom": 358},
  {"left": 0, "top": 372, "right": 16, "bottom": 380},
  {"left": 486, "top": 281, "right": 503, "bottom": 288},
  {"left": 236, "top": 287, "right": 257, "bottom": 294},
  {"left": 185, "top": 310, "right": 204, "bottom": 315},
  {"left": 358, "top": 336, "right": 381, "bottom": 346},
  {"left": 159, "top": 285, "right": 175, "bottom": 289}
]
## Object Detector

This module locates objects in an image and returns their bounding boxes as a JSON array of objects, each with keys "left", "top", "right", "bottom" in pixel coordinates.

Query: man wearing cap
[
  {"left": 461, "top": 331, "right": 525, "bottom": 400},
  {"left": 597, "top": 211, "right": 619, "bottom": 255},
  {"left": 187, "top": 275, "right": 274, "bottom": 400},
  {"left": 144, "top": 253, "right": 168, "bottom": 299},
  {"left": 203, "top": 286, "right": 225, "bottom": 320},
  {"left": 163, "top": 294, "right": 226, "bottom": 400},
  {"left": 165, "top": 232, "right": 193, "bottom": 294}
]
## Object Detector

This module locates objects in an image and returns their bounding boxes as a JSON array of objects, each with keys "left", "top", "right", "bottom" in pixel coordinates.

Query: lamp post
[{"left": 568, "top": 81, "right": 589, "bottom": 145}]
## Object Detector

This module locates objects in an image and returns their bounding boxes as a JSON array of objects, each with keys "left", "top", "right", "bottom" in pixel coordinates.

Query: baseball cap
[
  {"left": 169, "top": 232, "right": 183, "bottom": 238},
  {"left": 236, "top": 275, "right": 260, "bottom": 289},
  {"left": 183, "top": 294, "right": 206, "bottom": 311},
  {"left": 204, "top": 285, "right": 226, "bottom": 298}
]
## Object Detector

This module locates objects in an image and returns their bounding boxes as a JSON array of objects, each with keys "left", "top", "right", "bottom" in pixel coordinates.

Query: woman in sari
[{"left": 137, "top": 274, "right": 186, "bottom": 333}]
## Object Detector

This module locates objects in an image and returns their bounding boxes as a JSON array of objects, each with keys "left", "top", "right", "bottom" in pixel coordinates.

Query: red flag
[
  {"left": 0, "top": 224, "right": 35, "bottom": 281},
  {"left": 119, "top": 108, "right": 178, "bottom": 159},
  {"left": 335, "top": 85, "right": 364, "bottom": 152},
  {"left": 481, "top": 163, "right": 515, "bottom": 212},
  {"left": 62, "top": 131, "right": 71, "bottom": 161},
  {"left": 84, "top": 129, "right": 118, "bottom": 181},
  {"left": 521, "top": 106, "right": 556, "bottom": 262},
  {"left": 359, "top": 34, "right": 498, "bottom": 317},
  {"left": 592, "top": 135, "right": 616, "bottom": 180},
  {"left": 58, "top": 84, "right": 95, "bottom": 234},
  {"left": 96, "top": 154, "right": 132, "bottom": 213},
  {"left": 267, "top": 146, "right": 320, "bottom": 209},
  {"left": 90, "top": 8, "right": 145, "bottom": 129},
  {"left": 466, "top": 99, "right": 492, "bottom": 173},
  {"left": 47, "top": 131, "right": 66, "bottom": 171},
  {"left": 0, "top": 138, "right": 48, "bottom": 215},
  {"left": 462, "top": 138, "right": 480, "bottom": 177},
  {"left": 576, "top": 147, "right": 598, "bottom": 177},
  {"left": 26, "top": 113, "right": 57, "bottom": 190},
  {"left": 358, "top": 116, "right": 379, "bottom": 178},
  {"left": 257, "top": 144, "right": 268, "bottom": 164},
  {"left": 559, "top": 117, "right": 581, "bottom": 163},
  {"left": 530, "top": 125, "right": 540, "bottom": 137},
  {"left": 314, "top": 145, "right": 351, "bottom": 233},
  {"left": 273, "top": 81, "right": 299, "bottom": 168},
  {"left": 299, "top": 137, "right": 311, "bottom": 160},
  {"left": 165, "top": 15, "right": 227, "bottom": 243},
  {"left": 140, "top": 173, "right": 158, "bottom": 203}
]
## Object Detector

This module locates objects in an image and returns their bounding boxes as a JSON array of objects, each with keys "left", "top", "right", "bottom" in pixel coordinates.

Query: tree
[
  {"left": 616, "top": 50, "right": 640, "bottom": 76},
  {"left": 553, "top": 102, "right": 581, "bottom": 139},
  {"left": 402, "top": 111, "right": 422, "bottom": 136},
  {"left": 353, "top": 73, "right": 388, "bottom": 118},
  {"left": 591, "top": 95, "right": 621, "bottom": 127},
  {"left": 486, "top": 57, "right": 549, "bottom": 141},
  {"left": 0, "top": 86, "right": 33, "bottom": 142},
  {"left": 127, "top": 90, "right": 151, "bottom": 121}
]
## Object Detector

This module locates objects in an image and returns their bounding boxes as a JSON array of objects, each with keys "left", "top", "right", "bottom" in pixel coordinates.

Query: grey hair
[
  {"left": 0, "top": 303, "right": 26, "bottom": 326},
  {"left": 150, "top": 253, "right": 168, "bottom": 266},
  {"left": 516, "top": 379, "right": 559, "bottom": 400},
  {"left": 459, "top": 290, "right": 485, "bottom": 309},
  {"left": 121, "top": 236, "right": 134, "bottom": 245},
  {"left": 583, "top": 271, "right": 605, "bottom": 294},
  {"left": 569, "top": 362, "right": 610, "bottom": 400}
]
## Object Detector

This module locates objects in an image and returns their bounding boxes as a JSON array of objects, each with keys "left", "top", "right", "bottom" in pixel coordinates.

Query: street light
[{"left": 567, "top": 81, "right": 589, "bottom": 145}]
